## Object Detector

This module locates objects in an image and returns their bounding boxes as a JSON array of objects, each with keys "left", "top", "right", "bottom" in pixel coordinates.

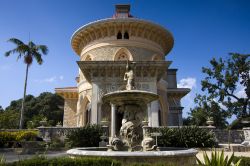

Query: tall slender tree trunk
[{"left": 19, "top": 64, "right": 29, "bottom": 129}]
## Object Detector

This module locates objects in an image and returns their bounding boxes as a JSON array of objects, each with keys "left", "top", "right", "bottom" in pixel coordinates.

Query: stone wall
[
  {"left": 63, "top": 99, "right": 77, "bottom": 127},
  {"left": 213, "top": 129, "right": 244, "bottom": 144}
]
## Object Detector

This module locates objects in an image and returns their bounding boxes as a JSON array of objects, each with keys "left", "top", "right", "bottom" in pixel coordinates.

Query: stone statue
[
  {"left": 124, "top": 61, "right": 135, "bottom": 90},
  {"left": 120, "top": 105, "right": 143, "bottom": 148}
]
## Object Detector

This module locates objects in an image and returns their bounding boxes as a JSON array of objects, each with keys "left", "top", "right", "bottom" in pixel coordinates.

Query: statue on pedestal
[{"left": 124, "top": 61, "right": 135, "bottom": 90}]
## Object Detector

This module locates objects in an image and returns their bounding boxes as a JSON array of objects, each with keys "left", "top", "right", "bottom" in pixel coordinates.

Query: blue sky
[{"left": 0, "top": 0, "right": 249, "bottom": 120}]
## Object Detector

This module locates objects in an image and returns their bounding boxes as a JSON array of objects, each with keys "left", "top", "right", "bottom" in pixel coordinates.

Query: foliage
[
  {"left": 201, "top": 53, "right": 250, "bottom": 118},
  {"left": 5, "top": 38, "right": 49, "bottom": 129},
  {"left": 186, "top": 94, "right": 229, "bottom": 128},
  {"left": 66, "top": 125, "right": 103, "bottom": 148},
  {"left": 0, "top": 132, "right": 16, "bottom": 148},
  {"left": 157, "top": 126, "right": 216, "bottom": 148},
  {"left": 196, "top": 150, "right": 241, "bottom": 166},
  {"left": 0, "top": 155, "right": 6, "bottom": 165},
  {"left": 234, "top": 156, "right": 250, "bottom": 166},
  {"left": 0, "top": 106, "right": 3, "bottom": 112},
  {"left": 15, "top": 130, "right": 38, "bottom": 141},
  {"left": 0, "top": 131, "right": 38, "bottom": 148},
  {"left": 0, "top": 110, "right": 19, "bottom": 129},
  {"left": 49, "top": 138, "right": 65, "bottom": 149},
  {"left": 4, "top": 156, "right": 121, "bottom": 166},
  {"left": 1, "top": 92, "right": 64, "bottom": 129}
]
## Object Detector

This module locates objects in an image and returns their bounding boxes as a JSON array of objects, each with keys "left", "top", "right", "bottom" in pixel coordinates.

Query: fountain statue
[
  {"left": 104, "top": 61, "right": 158, "bottom": 151},
  {"left": 67, "top": 61, "right": 197, "bottom": 165},
  {"left": 124, "top": 61, "right": 135, "bottom": 90}
]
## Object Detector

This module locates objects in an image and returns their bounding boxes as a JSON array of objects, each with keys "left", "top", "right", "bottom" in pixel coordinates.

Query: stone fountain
[
  {"left": 103, "top": 61, "right": 158, "bottom": 152},
  {"left": 67, "top": 61, "right": 197, "bottom": 165}
]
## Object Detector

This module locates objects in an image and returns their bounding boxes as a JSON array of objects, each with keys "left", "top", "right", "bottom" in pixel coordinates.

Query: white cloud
[
  {"left": 177, "top": 77, "right": 197, "bottom": 89},
  {"left": 177, "top": 77, "right": 197, "bottom": 117},
  {"left": 235, "top": 83, "right": 247, "bottom": 98},
  {"left": 34, "top": 76, "right": 64, "bottom": 83},
  {"left": 44, "top": 76, "right": 57, "bottom": 83}
]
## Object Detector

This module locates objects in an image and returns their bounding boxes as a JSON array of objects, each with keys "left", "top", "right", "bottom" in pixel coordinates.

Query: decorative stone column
[
  {"left": 91, "top": 83, "right": 99, "bottom": 124},
  {"left": 241, "top": 127, "right": 250, "bottom": 146},
  {"left": 151, "top": 101, "right": 159, "bottom": 127},
  {"left": 111, "top": 103, "right": 116, "bottom": 138},
  {"left": 147, "top": 103, "right": 152, "bottom": 127}
]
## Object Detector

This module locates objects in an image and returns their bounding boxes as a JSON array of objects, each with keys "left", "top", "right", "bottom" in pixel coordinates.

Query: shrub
[
  {"left": 5, "top": 156, "right": 121, "bottom": 166},
  {"left": 0, "top": 132, "right": 16, "bottom": 148},
  {"left": 0, "top": 130, "right": 38, "bottom": 148},
  {"left": 15, "top": 131, "right": 38, "bottom": 141},
  {"left": 196, "top": 150, "right": 241, "bottom": 166},
  {"left": 234, "top": 156, "right": 250, "bottom": 166},
  {"left": 157, "top": 126, "right": 216, "bottom": 148},
  {"left": 66, "top": 124, "right": 103, "bottom": 148}
]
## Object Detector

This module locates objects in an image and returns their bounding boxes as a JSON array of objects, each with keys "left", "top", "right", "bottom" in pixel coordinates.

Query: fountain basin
[
  {"left": 102, "top": 90, "right": 158, "bottom": 105},
  {"left": 67, "top": 147, "right": 198, "bottom": 165}
]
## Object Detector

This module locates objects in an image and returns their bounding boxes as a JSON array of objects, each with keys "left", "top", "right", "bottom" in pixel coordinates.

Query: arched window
[
  {"left": 124, "top": 31, "right": 129, "bottom": 39},
  {"left": 116, "top": 52, "right": 129, "bottom": 61},
  {"left": 85, "top": 102, "right": 91, "bottom": 125},
  {"left": 117, "top": 31, "right": 122, "bottom": 39},
  {"left": 114, "top": 48, "right": 133, "bottom": 61}
]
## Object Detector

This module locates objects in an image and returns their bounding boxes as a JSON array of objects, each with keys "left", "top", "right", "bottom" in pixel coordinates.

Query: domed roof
[{"left": 71, "top": 5, "right": 174, "bottom": 56}]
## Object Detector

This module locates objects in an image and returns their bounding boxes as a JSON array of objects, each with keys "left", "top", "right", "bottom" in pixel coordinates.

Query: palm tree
[{"left": 5, "top": 38, "right": 48, "bottom": 129}]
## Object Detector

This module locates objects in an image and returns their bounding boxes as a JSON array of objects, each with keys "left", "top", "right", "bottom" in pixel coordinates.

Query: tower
[{"left": 55, "top": 4, "right": 190, "bottom": 127}]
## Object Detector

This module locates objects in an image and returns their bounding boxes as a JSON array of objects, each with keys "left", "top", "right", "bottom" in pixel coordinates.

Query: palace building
[{"left": 55, "top": 4, "right": 190, "bottom": 127}]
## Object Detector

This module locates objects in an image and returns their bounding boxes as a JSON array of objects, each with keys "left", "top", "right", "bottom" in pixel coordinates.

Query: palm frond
[
  {"left": 4, "top": 50, "right": 16, "bottom": 57},
  {"left": 7, "top": 38, "right": 24, "bottom": 46},
  {"left": 36, "top": 45, "right": 48, "bottom": 55},
  {"left": 28, "top": 41, "right": 35, "bottom": 48},
  {"left": 33, "top": 52, "right": 43, "bottom": 65}
]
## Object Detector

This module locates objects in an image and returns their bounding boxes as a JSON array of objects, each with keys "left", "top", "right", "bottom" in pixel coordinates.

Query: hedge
[
  {"left": 0, "top": 130, "right": 38, "bottom": 148},
  {"left": 4, "top": 156, "right": 121, "bottom": 166},
  {"left": 65, "top": 124, "right": 103, "bottom": 148},
  {"left": 156, "top": 126, "right": 217, "bottom": 148}
]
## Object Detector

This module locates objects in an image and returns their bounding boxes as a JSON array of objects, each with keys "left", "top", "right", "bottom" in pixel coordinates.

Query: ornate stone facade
[{"left": 56, "top": 5, "right": 189, "bottom": 127}]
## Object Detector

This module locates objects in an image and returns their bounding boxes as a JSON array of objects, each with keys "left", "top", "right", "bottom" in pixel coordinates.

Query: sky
[{"left": 0, "top": 0, "right": 249, "bottom": 121}]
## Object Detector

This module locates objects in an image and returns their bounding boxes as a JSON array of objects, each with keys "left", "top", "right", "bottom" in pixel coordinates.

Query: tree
[
  {"left": 5, "top": 38, "right": 48, "bottom": 129},
  {"left": 0, "top": 109, "right": 19, "bottom": 129},
  {"left": 3, "top": 92, "right": 64, "bottom": 129},
  {"left": 201, "top": 53, "right": 250, "bottom": 118},
  {"left": 186, "top": 94, "right": 228, "bottom": 128},
  {"left": 0, "top": 106, "right": 3, "bottom": 112}
]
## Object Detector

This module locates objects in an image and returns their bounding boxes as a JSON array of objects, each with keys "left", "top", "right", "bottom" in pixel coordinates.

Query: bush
[
  {"left": 196, "top": 150, "right": 241, "bottom": 166},
  {"left": 66, "top": 124, "right": 103, "bottom": 148},
  {"left": 0, "top": 130, "right": 38, "bottom": 148},
  {"left": 5, "top": 156, "right": 121, "bottom": 166},
  {"left": 157, "top": 126, "right": 216, "bottom": 148},
  {"left": 234, "top": 156, "right": 250, "bottom": 166},
  {"left": 0, "top": 132, "right": 16, "bottom": 148},
  {"left": 15, "top": 131, "right": 38, "bottom": 141}
]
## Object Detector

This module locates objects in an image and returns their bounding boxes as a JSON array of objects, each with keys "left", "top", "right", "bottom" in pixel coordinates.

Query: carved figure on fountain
[{"left": 120, "top": 104, "right": 143, "bottom": 147}]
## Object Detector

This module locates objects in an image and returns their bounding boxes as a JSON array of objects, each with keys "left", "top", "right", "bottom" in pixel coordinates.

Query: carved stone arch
[
  {"left": 113, "top": 48, "right": 133, "bottom": 61},
  {"left": 152, "top": 54, "right": 163, "bottom": 61},
  {"left": 81, "top": 95, "right": 91, "bottom": 126}
]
